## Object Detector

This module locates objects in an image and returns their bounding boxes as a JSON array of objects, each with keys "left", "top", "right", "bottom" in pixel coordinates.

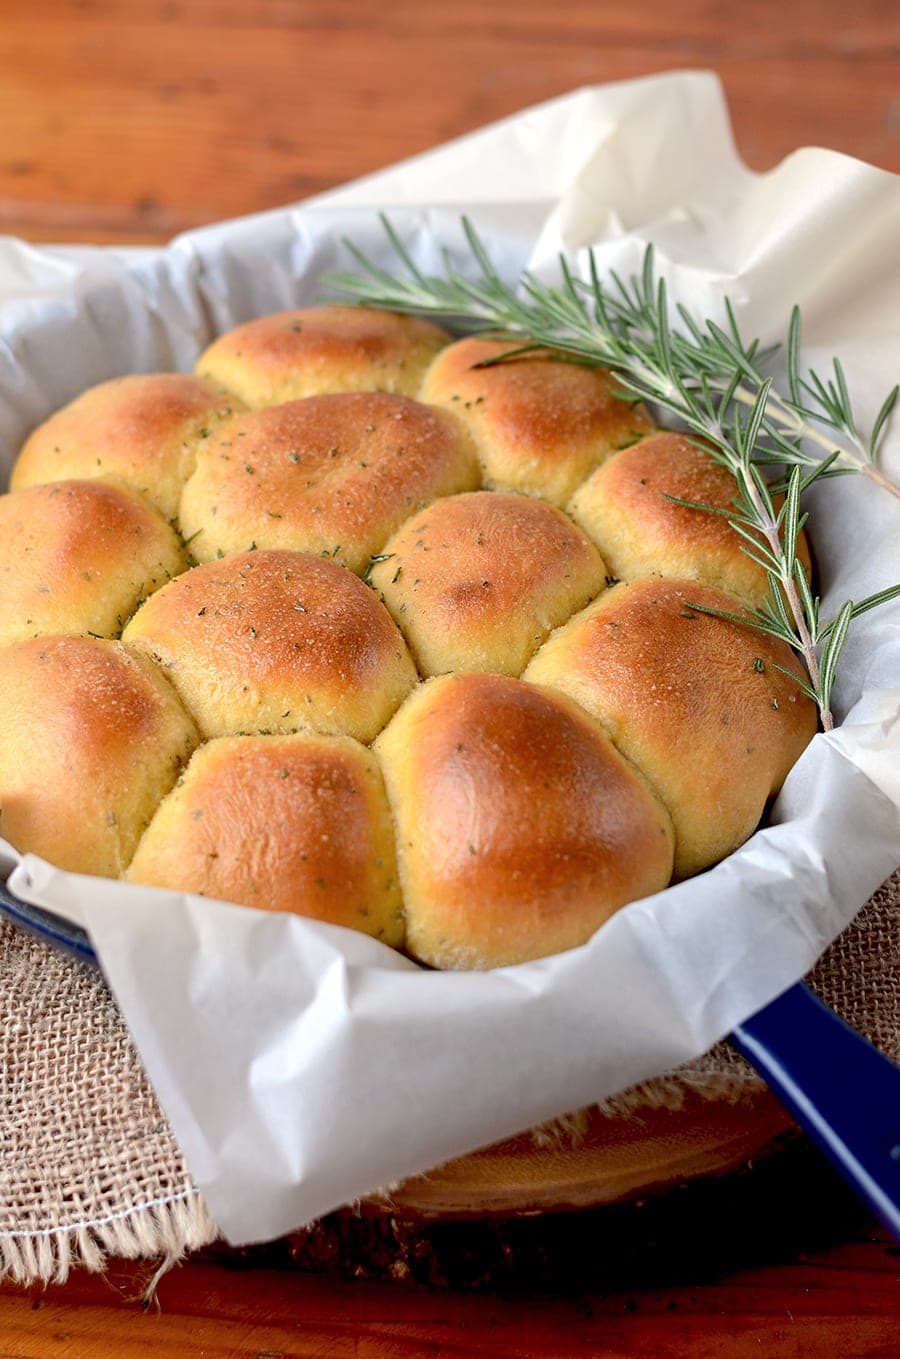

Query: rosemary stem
[
  {"left": 779, "top": 568, "right": 830, "bottom": 730},
  {"left": 729, "top": 384, "right": 900, "bottom": 501},
  {"left": 856, "top": 462, "right": 900, "bottom": 499},
  {"left": 738, "top": 484, "right": 831, "bottom": 729},
  {"left": 693, "top": 412, "right": 831, "bottom": 730},
  {"left": 857, "top": 463, "right": 900, "bottom": 500}
]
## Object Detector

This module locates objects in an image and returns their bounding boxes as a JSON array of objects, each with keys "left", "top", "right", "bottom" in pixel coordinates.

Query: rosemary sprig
[
  {"left": 333, "top": 216, "right": 900, "bottom": 500},
  {"left": 327, "top": 216, "right": 900, "bottom": 731},
  {"left": 667, "top": 298, "right": 900, "bottom": 501}
]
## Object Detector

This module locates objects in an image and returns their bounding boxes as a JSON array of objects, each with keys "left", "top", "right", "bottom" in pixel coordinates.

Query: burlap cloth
[{"left": 1, "top": 870, "right": 898, "bottom": 1287}]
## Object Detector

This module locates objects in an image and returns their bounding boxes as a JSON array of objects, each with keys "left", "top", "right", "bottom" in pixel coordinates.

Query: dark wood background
[{"left": 0, "top": 0, "right": 898, "bottom": 1352}]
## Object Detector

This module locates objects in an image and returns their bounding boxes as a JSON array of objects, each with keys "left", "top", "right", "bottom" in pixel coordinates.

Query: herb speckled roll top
[{"left": 0, "top": 308, "right": 817, "bottom": 968}]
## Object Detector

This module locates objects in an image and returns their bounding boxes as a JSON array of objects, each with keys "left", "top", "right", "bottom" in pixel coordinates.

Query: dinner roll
[
  {"left": 0, "top": 635, "right": 199, "bottom": 877},
  {"left": 178, "top": 391, "right": 481, "bottom": 573},
  {"left": 11, "top": 374, "right": 240, "bottom": 520},
  {"left": 195, "top": 306, "right": 450, "bottom": 407},
  {"left": 524, "top": 579, "right": 817, "bottom": 877},
  {"left": 568, "top": 431, "right": 812, "bottom": 608},
  {"left": 375, "top": 673, "right": 674, "bottom": 969},
  {"left": 127, "top": 733, "right": 404, "bottom": 945},
  {"left": 121, "top": 549, "right": 417, "bottom": 742},
  {"left": 369, "top": 491, "right": 607, "bottom": 676},
  {"left": 0, "top": 478, "right": 185, "bottom": 646},
  {"left": 418, "top": 337, "right": 655, "bottom": 506}
]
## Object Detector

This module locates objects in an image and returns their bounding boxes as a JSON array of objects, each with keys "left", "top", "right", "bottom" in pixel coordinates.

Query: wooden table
[
  {"left": 1, "top": 0, "right": 898, "bottom": 244},
  {"left": 0, "top": 1, "right": 898, "bottom": 1352},
  {"left": 0, "top": 1231, "right": 898, "bottom": 1357},
  {"left": 0, "top": 1126, "right": 898, "bottom": 1354}
]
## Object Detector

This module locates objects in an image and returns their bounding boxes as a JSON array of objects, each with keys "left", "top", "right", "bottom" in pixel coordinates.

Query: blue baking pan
[{"left": 0, "top": 874, "right": 94, "bottom": 960}]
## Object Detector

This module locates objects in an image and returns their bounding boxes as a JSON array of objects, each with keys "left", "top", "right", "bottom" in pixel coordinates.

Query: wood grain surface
[
  {"left": 0, "top": 1, "right": 898, "bottom": 1353},
  {"left": 0, "top": 1233, "right": 898, "bottom": 1359},
  {"left": 0, "top": 0, "right": 897, "bottom": 243}
]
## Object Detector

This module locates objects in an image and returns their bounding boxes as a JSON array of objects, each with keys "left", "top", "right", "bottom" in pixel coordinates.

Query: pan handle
[{"left": 732, "top": 982, "right": 900, "bottom": 1238}]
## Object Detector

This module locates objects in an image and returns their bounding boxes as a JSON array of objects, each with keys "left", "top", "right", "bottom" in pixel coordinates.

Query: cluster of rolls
[{"left": 0, "top": 307, "right": 816, "bottom": 968}]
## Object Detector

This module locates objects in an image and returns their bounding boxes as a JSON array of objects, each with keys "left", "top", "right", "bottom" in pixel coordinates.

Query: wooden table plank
[
  {"left": 0, "top": 0, "right": 896, "bottom": 242},
  {"left": 1, "top": 1231, "right": 898, "bottom": 1358},
  {"left": 3, "top": 1129, "right": 899, "bottom": 1353}
]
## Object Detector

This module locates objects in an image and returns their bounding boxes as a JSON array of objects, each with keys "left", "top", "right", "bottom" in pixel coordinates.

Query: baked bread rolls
[
  {"left": 419, "top": 337, "right": 655, "bottom": 505},
  {"left": 0, "top": 478, "right": 184, "bottom": 646},
  {"left": 368, "top": 491, "right": 607, "bottom": 676},
  {"left": 177, "top": 391, "right": 481, "bottom": 573},
  {"left": 128, "top": 733, "right": 404, "bottom": 945},
  {"left": 0, "top": 635, "right": 198, "bottom": 877},
  {"left": 121, "top": 548, "right": 417, "bottom": 742},
  {"left": 12, "top": 373, "right": 240, "bottom": 520},
  {"left": 195, "top": 306, "right": 450, "bottom": 407},
  {"left": 0, "top": 305, "right": 819, "bottom": 968},
  {"left": 524, "top": 579, "right": 818, "bottom": 878},
  {"left": 375, "top": 673, "right": 674, "bottom": 968},
  {"left": 568, "top": 431, "right": 812, "bottom": 608}
]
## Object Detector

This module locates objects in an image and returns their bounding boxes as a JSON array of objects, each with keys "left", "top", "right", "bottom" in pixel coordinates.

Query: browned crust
[
  {"left": 524, "top": 579, "right": 818, "bottom": 877},
  {"left": 375, "top": 673, "right": 674, "bottom": 968},
  {"left": 196, "top": 306, "right": 450, "bottom": 406},
  {"left": 0, "top": 635, "right": 199, "bottom": 876},
  {"left": 0, "top": 478, "right": 185, "bottom": 645},
  {"left": 11, "top": 373, "right": 240, "bottom": 520},
  {"left": 121, "top": 548, "right": 417, "bottom": 741},
  {"left": 127, "top": 733, "right": 404, "bottom": 945},
  {"left": 178, "top": 391, "right": 481, "bottom": 573},
  {"left": 569, "top": 432, "right": 811, "bottom": 606},
  {"left": 418, "top": 338, "right": 655, "bottom": 505},
  {"left": 370, "top": 490, "right": 607, "bottom": 675}
]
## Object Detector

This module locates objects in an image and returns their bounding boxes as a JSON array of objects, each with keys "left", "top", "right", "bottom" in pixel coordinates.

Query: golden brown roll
[
  {"left": 374, "top": 673, "right": 674, "bottom": 969},
  {"left": 195, "top": 306, "right": 450, "bottom": 407},
  {"left": 121, "top": 548, "right": 417, "bottom": 742},
  {"left": 568, "top": 431, "right": 812, "bottom": 608},
  {"left": 11, "top": 373, "right": 240, "bottom": 521},
  {"left": 0, "top": 635, "right": 199, "bottom": 877},
  {"left": 127, "top": 733, "right": 404, "bottom": 945},
  {"left": 178, "top": 391, "right": 482, "bottom": 573},
  {"left": 369, "top": 490, "right": 607, "bottom": 676},
  {"left": 418, "top": 337, "right": 655, "bottom": 507},
  {"left": 524, "top": 579, "right": 817, "bottom": 878},
  {"left": 0, "top": 478, "right": 185, "bottom": 647}
]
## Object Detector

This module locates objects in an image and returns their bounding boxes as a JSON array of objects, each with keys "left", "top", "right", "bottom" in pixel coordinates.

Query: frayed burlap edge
[
  {"left": 529, "top": 1066, "right": 766, "bottom": 1150},
  {"left": 0, "top": 1191, "right": 218, "bottom": 1289}
]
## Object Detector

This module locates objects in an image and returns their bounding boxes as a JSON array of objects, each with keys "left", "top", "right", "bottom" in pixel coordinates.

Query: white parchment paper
[{"left": 1, "top": 71, "right": 899, "bottom": 1244}]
